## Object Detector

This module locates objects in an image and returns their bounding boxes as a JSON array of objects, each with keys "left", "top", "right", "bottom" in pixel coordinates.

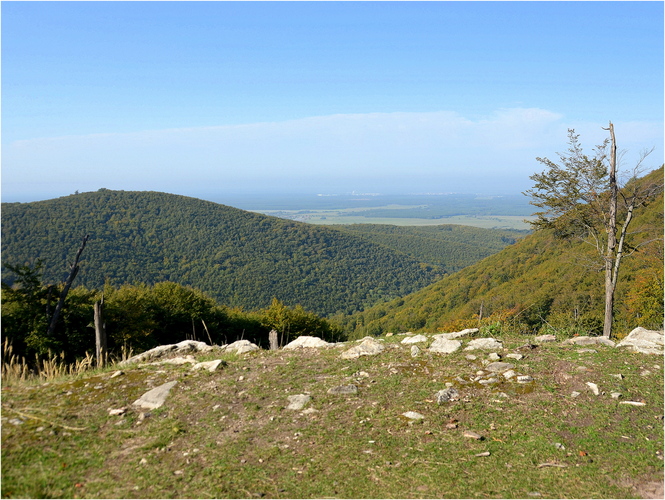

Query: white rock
[
  {"left": 534, "top": 334, "right": 557, "bottom": 343},
  {"left": 571, "top": 391, "right": 581, "bottom": 398},
  {"left": 486, "top": 362, "right": 515, "bottom": 373},
  {"left": 611, "top": 392, "right": 622, "bottom": 399},
  {"left": 402, "top": 411, "right": 424, "bottom": 420},
  {"left": 225, "top": 340, "right": 260, "bottom": 355},
  {"left": 341, "top": 337, "right": 385, "bottom": 359},
  {"left": 411, "top": 345, "right": 421, "bottom": 357},
  {"left": 283, "top": 336, "right": 332, "bottom": 349},
  {"left": 286, "top": 394, "right": 311, "bottom": 410},
  {"left": 516, "top": 375, "right": 533, "bottom": 383},
  {"left": 586, "top": 382, "right": 600, "bottom": 395},
  {"left": 506, "top": 353, "right": 524, "bottom": 360},
  {"left": 191, "top": 359, "right": 224, "bottom": 372},
  {"left": 133, "top": 381, "right": 178, "bottom": 410},
  {"left": 503, "top": 370, "right": 516, "bottom": 379},
  {"left": 433, "top": 328, "right": 479, "bottom": 340},
  {"left": 620, "top": 401, "right": 646, "bottom": 406},
  {"left": 616, "top": 328, "right": 664, "bottom": 354},
  {"left": 429, "top": 338, "right": 462, "bottom": 354},
  {"left": 488, "top": 352, "right": 502, "bottom": 361},
  {"left": 401, "top": 335, "right": 428, "bottom": 344},
  {"left": 464, "top": 338, "right": 503, "bottom": 351}
]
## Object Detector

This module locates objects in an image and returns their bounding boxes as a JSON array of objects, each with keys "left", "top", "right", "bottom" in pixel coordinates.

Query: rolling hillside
[
  {"left": 325, "top": 224, "right": 527, "bottom": 274},
  {"left": 343, "top": 168, "right": 664, "bottom": 337},
  {"left": 2, "top": 190, "right": 439, "bottom": 316}
]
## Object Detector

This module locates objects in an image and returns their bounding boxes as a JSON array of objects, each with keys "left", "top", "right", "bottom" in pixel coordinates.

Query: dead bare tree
[{"left": 46, "top": 235, "right": 89, "bottom": 340}]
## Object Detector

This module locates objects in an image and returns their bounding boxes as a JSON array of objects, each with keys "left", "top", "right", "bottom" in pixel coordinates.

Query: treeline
[
  {"left": 1, "top": 189, "right": 442, "bottom": 316},
  {"left": 1, "top": 262, "right": 343, "bottom": 364},
  {"left": 326, "top": 224, "right": 527, "bottom": 274}
]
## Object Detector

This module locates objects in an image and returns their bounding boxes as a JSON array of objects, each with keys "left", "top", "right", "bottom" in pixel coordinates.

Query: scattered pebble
[
  {"left": 475, "top": 451, "right": 491, "bottom": 457},
  {"left": 463, "top": 430, "right": 483, "bottom": 440},
  {"left": 586, "top": 382, "right": 600, "bottom": 395}
]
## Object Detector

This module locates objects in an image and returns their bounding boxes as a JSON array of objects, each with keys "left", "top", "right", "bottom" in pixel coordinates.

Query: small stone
[
  {"left": 108, "top": 407, "right": 127, "bottom": 416},
  {"left": 475, "top": 451, "right": 491, "bottom": 457},
  {"left": 464, "top": 338, "right": 503, "bottom": 351},
  {"left": 411, "top": 345, "right": 421, "bottom": 357},
  {"left": 8, "top": 418, "right": 24, "bottom": 426},
  {"left": 640, "top": 370, "right": 652, "bottom": 377},
  {"left": 576, "top": 348, "right": 597, "bottom": 354},
  {"left": 110, "top": 370, "right": 124, "bottom": 378},
  {"left": 402, "top": 411, "right": 425, "bottom": 420},
  {"left": 611, "top": 392, "right": 622, "bottom": 399},
  {"left": 506, "top": 353, "right": 523, "bottom": 360},
  {"left": 429, "top": 338, "right": 462, "bottom": 354},
  {"left": 516, "top": 375, "right": 533, "bottom": 383},
  {"left": 503, "top": 370, "right": 516, "bottom": 379},
  {"left": 486, "top": 362, "right": 515, "bottom": 373},
  {"left": 465, "top": 354, "right": 477, "bottom": 360},
  {"left": 463, "top": 430, "right": 483, "bottom": 440},
  {"left": 620, "top": 401, "right": 646, "bottom": 406},
  {"left": 571, "top": 391, "right": 581, "bottom": 398},
  {"left": 586, "top": 382, "right": 600, "bottom": 395},
  {"left": 478, "top": 378, "right": 498, "bottom": 385},
  {"left": 535, "top": 334, "right": 556, "bottom": 343},
  {"left": 610, "top": 374, "right": 624, "bottom": 380},
  {"left": 327, "top": 385, "right": 358, "bottom": 395},
  {"left": 401, "top": 334, "right": 428, "bottom": 344},
  {"left": 554, "top": 442, "right": 566, "bottom": 451},
  {"left": 385, "top": 332, "right": 394, "bottom": 337},
  {"left": 435, "top": 388, "right": 459, "bottom": 404},
  {"left": 488, "top": 352, "right": 501, "bottom": 360},
  {"left": 286, "top": 394, "right": 311, "bottom": 410},
  {"left": 140, "top": 458, "right": 148, "bottom": 465},
  {"left": 174, "top": 470, "right": 184, "bottom": 475}
]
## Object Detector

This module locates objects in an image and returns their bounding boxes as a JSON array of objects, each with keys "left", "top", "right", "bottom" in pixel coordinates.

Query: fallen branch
[
  {"left": 3, "top": 406, "right": 87, "bottom": 431},
  {"left": 537, "top": 462, "right": 568, "bottom": 468}
]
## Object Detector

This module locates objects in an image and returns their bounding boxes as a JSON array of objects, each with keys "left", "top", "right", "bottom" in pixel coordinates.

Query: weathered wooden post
[
  {"left": 94, "top": 296, "right": 107, "bottom": 368},
  {"left": 269, "top": 329, "right": 279, "bottom": 350}
]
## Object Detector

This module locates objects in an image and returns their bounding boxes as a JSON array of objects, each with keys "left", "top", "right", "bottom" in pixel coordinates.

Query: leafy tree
[{"left": 524, "top": 123, "right": 663, "bottom": 337}]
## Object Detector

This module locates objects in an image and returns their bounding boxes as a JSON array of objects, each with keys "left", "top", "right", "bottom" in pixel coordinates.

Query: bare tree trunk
[
  {"left": 603, "top": 123, "right": 618, "bottom": 338},
  {"left": 94, "top": 296, "right": 107, "bottom": 368},
  {"left": 269, "top": 329, "right": 279, "bottom": 350},
  {"left": 46, "top": 235, "right": 89, "bottom": 340}
]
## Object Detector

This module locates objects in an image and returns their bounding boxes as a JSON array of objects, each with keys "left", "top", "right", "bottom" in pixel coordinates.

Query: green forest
[{"left": 1, "top": 190, "right": 522, "bottom": 317}]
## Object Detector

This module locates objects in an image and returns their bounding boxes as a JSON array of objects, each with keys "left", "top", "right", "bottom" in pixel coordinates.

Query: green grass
[{"left": 2, "top": 333, "right": 663, "bottom": 498}]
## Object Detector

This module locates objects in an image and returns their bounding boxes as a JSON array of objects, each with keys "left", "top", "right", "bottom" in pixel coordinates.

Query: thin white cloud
[{"left": 3, "top": 109, "right": 662, "bottom": 199}]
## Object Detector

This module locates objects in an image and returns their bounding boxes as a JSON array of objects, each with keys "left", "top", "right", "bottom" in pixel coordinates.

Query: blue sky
[{"left": 2, "top": 1, "right": 663, "bottom": 202}]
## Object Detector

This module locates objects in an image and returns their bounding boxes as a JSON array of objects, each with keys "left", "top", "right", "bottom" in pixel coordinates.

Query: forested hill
[
  {"left": 344, "top": 168, "right": 664, "bottom": 336},
  {"left": 325, "top": 224, "right": 527, "bottom": 275},
  {"left": 2, "top": 189, "right": 441, "bottom": 315}
]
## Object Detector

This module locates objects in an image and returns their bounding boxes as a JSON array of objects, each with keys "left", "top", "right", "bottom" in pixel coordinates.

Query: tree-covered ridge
[
  {"left": 343, "top": 168, "right": 664, "bottom": 337},
  {"left": 2, "top": 189, "right": 444, "bottom": 316},
  {"left": 325, "top": 224, "right": 527, "bottom": 274}
]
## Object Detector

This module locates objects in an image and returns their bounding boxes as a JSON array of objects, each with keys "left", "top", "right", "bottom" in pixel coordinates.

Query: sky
[{"left": 2, "top": 1, "right": 663, "bottom": 203}]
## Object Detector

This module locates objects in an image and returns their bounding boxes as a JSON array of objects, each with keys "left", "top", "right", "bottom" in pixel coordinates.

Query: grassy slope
[
  {"left": 344, "top": 169, "right": 664, "bottom": 337},
  {"left": 2, "top": 333, "right": 663, "bottom": 498}
]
